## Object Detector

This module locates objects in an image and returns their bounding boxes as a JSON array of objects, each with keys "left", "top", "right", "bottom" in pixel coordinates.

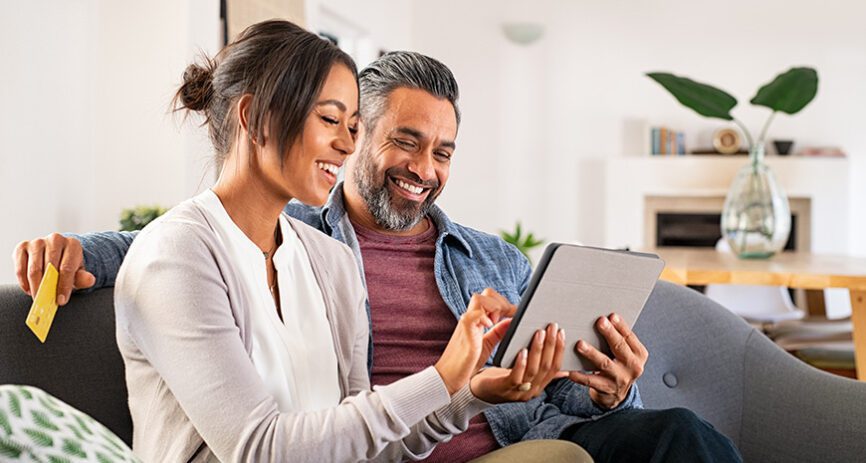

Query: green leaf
[
  {"left": 750, "top": 67, "right": 818, "bottom": 115},
  {"left": 73, "top": 414, "right": 93, "bottom": 436},
  {"left": 0, "top": 436, "right": 24, "bottom": 458},
  {"left": 18, "top": 388, "right": 33, "bottom": 400},
  {"left": 48, "top": 455, "right": 73, "bottom": 463},
  {"left": 0, "top": 409, "right": 11, "bottom": 436},
  {"left": 96, "top": 451, "right": 115, "bottom": 463},
  {"left": 646, "top": 72, "right": 737, "bottom": 120},
  {"left": 525, "top": 236, "right": 543, "bottom": 248},
  {"left": 499, "top": 221, "right": 545, "bottom": 263},
  {"left": 22, "top": 428, "right": 53, "bottom": 447},
  {"left": 39, "top": 395, "right": 65, "bottom": 418},
  {"left": 62, "top": 438, "right": 87, "bottom": 458},
  {"left": 8, "top": 391, "right": 21, "bottom": 419},
  {"left": 31, "top": 410, "right": 60, "bottom": 432},
  {"left": 98, "top": 427, "right": 126, "bottom": 453},
  {"left": 65, "top": 423, "right": 85, "bottom": 442},
  {"left": 101, "top": 444, "right": 126, "bottom": 461},
  {"left": 101, "top": 428, "right": 127, "bottom": 451},
  {"left": 119, "top": 205, "right": 167, "bottom": 232}
]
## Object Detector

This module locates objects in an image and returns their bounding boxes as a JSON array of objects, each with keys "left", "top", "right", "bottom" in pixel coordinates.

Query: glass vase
[{"left": 721, "top": 144, "right": 791, "bottom": 259}]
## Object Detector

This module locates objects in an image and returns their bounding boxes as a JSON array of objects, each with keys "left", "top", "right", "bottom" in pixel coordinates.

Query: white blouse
[{"left": 194, "top": 189, "right": 341, "bottom": 412}]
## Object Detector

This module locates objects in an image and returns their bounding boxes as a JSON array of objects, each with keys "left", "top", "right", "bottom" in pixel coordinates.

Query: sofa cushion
[{"left": 0, "top": 287, "right": 131, "bottom": 445}]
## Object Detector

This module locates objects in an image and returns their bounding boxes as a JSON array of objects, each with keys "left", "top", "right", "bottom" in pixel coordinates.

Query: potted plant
[
  {"left": 647, "top": 67, "right": 818, "bottom": 258},
  {"left": 119, "top": 205, "right": 168, "bottom": 232},
  {"left": 500, "top": 222, "right": 544, "bottom": 263}
]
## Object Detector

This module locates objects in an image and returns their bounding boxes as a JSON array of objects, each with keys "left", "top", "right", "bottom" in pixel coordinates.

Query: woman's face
[{"left": 261, "top": 63, "right": 359, "bottom": 206}]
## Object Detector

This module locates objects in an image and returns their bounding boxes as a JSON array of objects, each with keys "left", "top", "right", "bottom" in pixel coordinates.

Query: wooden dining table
[{"left": 645, "top": 247, "right": 866, "bottom": 380}]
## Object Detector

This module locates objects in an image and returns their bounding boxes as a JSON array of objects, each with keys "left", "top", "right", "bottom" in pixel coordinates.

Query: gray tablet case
[{"left": 493, "top": 243, "right": 665, "bottom": 371}]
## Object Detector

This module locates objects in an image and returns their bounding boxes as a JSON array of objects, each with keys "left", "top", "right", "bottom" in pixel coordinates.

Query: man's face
[{"left": 351, "top": 87, "right": 457, "bottom": 231}]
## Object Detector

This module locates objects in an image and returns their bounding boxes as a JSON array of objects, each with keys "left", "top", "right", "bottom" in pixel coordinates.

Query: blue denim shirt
[{"left": 77, "top": 183, "right": 641, "bottom": 446}]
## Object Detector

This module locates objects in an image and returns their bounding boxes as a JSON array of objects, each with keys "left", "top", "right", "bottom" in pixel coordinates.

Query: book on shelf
[{"left": 649, "top": 126, "right": 685, "bottom": 156}]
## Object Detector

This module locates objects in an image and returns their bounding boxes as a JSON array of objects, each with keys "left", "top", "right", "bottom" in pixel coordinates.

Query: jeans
[{"left": 560, "top": 407, "right": 743, "bottom": 463}]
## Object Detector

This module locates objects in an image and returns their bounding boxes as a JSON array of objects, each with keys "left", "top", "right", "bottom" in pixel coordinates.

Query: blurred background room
[{"left": 2, "top": 0, "right": 864, "bottom": 326}]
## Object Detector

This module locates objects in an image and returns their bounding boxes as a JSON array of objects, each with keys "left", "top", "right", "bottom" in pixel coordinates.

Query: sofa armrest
[{"left": 741, "top": 330, "right": 866, "bottom": 462}]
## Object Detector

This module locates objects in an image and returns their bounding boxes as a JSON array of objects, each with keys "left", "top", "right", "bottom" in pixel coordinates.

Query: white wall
[
  {"left": 310, "top": 0, "right": 414, "bottom": 67},
  {"left": 0, "top": 0, "right": 220, "bottom": 284},
  {"left": 410, "top": 0, "right": 866, "bottom": 256},
  {"left": 0, "top": 0, "right": 410, "bottom": 285}
]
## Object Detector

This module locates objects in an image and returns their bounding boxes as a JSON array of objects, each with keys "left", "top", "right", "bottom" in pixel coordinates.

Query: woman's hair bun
[{"left": 177, "top": 61, "right": 215, "bottom": 112}]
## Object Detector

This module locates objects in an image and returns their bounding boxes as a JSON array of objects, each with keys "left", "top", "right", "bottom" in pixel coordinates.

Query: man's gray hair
[{"left": 359, "top": 51, "right": 460, "bottom": 133}]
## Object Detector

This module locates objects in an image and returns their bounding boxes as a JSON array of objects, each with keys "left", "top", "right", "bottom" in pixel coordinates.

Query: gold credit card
[{"left": 25, "top": 263, "right": 60, "bottom": 343}]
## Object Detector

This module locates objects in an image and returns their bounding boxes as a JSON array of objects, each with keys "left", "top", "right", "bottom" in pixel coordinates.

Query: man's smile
[{"left": 388, "top": 175, "right": 433, "bottom": 202}]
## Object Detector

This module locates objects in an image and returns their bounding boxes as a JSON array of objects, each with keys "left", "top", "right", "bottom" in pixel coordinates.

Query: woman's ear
[{"left": 236, "top": 94, "right": 258, "bottom": 145}]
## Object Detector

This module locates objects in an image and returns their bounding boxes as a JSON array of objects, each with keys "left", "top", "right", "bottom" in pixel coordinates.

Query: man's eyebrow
[
  {"left": 316, "top": 99, "right": 359, "bottom": 117},
  {"left": 394, "top": 126, "right": 456, "bottom": 149},
  {"left": 439, "top": 140, "right": 456, "bottom": 150}
]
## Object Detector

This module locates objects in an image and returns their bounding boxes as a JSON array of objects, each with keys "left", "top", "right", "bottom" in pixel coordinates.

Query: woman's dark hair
[{"left": 174, "top": 20, "right": 357, "bottom": 165}]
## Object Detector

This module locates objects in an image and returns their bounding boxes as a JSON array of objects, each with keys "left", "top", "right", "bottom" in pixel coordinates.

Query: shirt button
[{"left": 663, "top": 372, "right": 678, "bottom": 388}]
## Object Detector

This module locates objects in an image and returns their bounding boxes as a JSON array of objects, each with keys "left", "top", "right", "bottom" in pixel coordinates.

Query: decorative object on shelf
[
  {"left": 713, "top": 128, "right": 742, "bottom": 154},
  {"left": 500, "top": 222, "right": 544, "bottom": 263},
  {"left": 691, "top": 148, "right": 749, "bottom": 155},
  {"left": 646, "top": 67, "right": 819, "bottom": 258},
  {"left": 501, "top": 22, "right": 545, "bottom": 45},
  {"left": 772, "top": 139, "right": 794, "bottom": 156},
  {"left": 800, "top": 146, "right": 846, "bottom": 158},
  {"left": 120, "top": 205, "right": 168, "bottom": 232}
]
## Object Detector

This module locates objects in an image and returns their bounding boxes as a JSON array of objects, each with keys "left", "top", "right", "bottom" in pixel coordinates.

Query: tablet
[{"left": 492, "top": 243, "right": 665, "bottom": 371}]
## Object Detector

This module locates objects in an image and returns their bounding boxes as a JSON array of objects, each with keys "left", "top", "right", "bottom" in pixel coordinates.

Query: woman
[{"left": 113, "top": 20, "right": 560, "bottom": 462}]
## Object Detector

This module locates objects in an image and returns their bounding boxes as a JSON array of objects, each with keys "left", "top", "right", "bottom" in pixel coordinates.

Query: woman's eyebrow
[{"left": 316, "top": 99, "right": 359, "bottom": 117}]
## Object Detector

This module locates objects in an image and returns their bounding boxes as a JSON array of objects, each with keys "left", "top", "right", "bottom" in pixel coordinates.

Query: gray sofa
[{"left": 2, "top": 281, "right": 865, "bottom": 461}]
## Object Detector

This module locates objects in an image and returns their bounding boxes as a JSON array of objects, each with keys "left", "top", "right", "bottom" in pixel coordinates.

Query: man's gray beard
[{"left": 353, "top": 151, "right": 437, "bottom": 231}]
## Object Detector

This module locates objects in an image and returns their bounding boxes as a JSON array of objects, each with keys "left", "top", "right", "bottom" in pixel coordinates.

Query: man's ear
[{"left": 236, "top": 93, "right": 259, "bottom": 145}]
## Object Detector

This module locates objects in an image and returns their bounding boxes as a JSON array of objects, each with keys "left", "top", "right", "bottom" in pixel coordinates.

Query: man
[{"left": 14, "top": 51, "right": 741, "bottom": 462}]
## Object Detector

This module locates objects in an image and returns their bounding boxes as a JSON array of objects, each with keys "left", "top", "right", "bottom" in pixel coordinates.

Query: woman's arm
[
  {"left": 338, "top": 272, "right": 492, "bottom": 461},
  {"left": 374, "top": 386, "right": 492, "bottom": 461},
  {"left": 116, "top": 221, "right": 453, "bottom": 462}
]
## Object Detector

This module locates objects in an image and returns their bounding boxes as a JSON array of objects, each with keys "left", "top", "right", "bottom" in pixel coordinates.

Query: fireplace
[
  {"left": 655, "top": 213, "right": 798, "bottom": 250},
  {"left": 644, "top": 194, "right": 813, "bottom": 307},
  {"left": 644, "top": 195, "right": 811, "bottom": 252}
]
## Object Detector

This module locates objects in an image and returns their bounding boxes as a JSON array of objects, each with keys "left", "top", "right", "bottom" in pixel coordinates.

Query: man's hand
[
  {"left": 470, "top": 322, "right": 568, "bottom": 404},
  {"left": 12, "top": 234, "right": 95, "bottom": 305},
  {"left": 568, "top": 313, "right": 648, "bottom": 410}
]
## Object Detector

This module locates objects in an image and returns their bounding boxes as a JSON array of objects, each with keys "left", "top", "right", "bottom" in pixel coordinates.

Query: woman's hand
[
  {"left": 470, "top": 322, "right": 568, "bottom": 404},
  {"left": 434, "top": 288, "right": 516, "bottom": 395}
]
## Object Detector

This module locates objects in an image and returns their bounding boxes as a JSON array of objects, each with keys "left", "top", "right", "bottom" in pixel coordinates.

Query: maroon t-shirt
[{"left": 352, "top": 218, "right": 499, "bottom": 462}]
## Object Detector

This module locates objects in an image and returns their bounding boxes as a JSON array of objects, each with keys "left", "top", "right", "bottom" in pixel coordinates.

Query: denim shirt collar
[
  {"left": 321, "top": 182, "right": 474, "bottom": 258},
  {"left": 320, "top": 182, "right": 348, "bottom": 234}
]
